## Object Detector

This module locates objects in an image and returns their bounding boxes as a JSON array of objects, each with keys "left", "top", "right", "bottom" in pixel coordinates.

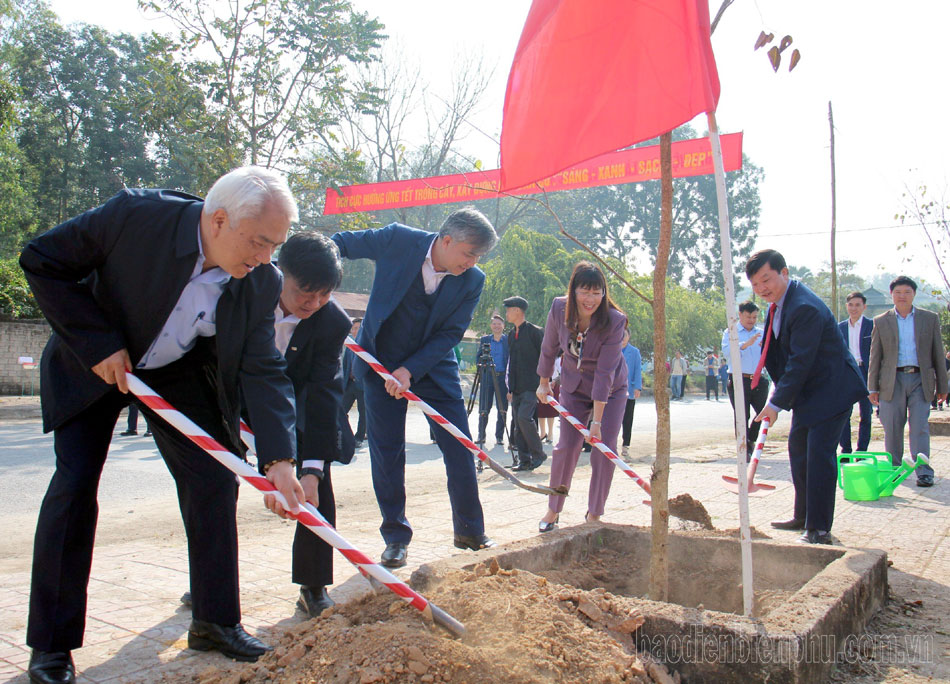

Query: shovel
[{"left": 722, "top": 417, "right": 776, "bottom": 495}]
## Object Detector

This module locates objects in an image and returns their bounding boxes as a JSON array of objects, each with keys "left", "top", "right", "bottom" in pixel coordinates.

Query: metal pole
[{"left": 707, "top": 110, "right": 755, "bottom": 617}]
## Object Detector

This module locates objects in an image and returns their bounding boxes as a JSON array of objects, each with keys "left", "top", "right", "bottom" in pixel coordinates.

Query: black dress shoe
[
  {"left": 120, "top": 429, "right": 137, "bottom": 436},
  {"left": 380, "top": 542, "right": 408, "bottom": 568},
  {"left": 180, "top": 591, "right": 192, "bottom": 607},
  {"left": 297, "top": 585, "right": 335, "bottom": 617},
  {"left": 28, "top": 650, "right": 75, "bottom": 684},
  {"left": 453, "top": 533, "right": 497, "bottom": 550},
  {"left": 799, "top": 530, "right": 832, "bottom": 545},
  {"left": 917, "top": 475, "right": 934, "bottom": 487},
  {"left": 187, "top": 619, "right": 271, "bottom": 662},
  {"left": 770, "top": 518, "right": 806, "bottom": 531}
]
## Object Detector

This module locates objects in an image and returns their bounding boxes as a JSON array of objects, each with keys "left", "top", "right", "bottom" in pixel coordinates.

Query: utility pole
[{"left": 829, "top": 101, "right": 838, "bottom": 318}]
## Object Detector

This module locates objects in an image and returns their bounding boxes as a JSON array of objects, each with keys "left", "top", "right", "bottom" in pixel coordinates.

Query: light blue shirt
[
  {"left": 137, "top": 227, "right": 230, "bottom": 370},
  {"left": 623, "top": 343, "right": 642, "bottom": 397},
  {"left": 721, "top": 324, "right": 764, "bottom": 375},
  {"left": 896, "top": 306, "right": 918, "bottom": 367}
]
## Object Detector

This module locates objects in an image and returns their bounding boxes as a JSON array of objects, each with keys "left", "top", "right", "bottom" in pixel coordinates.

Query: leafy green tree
[
  {"left": 473, "top": 226, "right": 575, "bottom": 333},
  {"left": 143, "top": 0, "right": 384, "bottom": 169},
  {"left": 806, "top": 260, "right": 866, "bottom": 315},
  {"left": 10, "top": 7, "right": 158, "bottom": 228},
  {"left": 0, "top": 255, "right": 39, "bottom": 319}
]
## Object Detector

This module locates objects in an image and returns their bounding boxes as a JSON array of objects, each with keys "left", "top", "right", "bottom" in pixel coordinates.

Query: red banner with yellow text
[{"left": 324, "top": 133, "right": 742, "bottom": 215}]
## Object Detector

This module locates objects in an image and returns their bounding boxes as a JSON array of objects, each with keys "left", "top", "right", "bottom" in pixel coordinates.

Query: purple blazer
[{"left": 537, "top": 297, "right": 628, "bottom": 402}]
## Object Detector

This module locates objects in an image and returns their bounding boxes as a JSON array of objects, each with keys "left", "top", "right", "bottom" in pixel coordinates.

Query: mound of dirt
[
  {"left": 667, "top": 493, "right": 713, "bottom": 529},
  {"left": 197, "top": 561, "right": 680, "bottom": 684}
]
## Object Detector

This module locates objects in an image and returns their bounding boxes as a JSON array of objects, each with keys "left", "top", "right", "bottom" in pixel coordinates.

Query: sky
[{"left": 46, "top": 0, "right": 950, "bottom": 289}]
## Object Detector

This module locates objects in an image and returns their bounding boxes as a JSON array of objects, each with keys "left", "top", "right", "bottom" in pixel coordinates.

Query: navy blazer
[
  {"left": 19, "top": 188, "right": 296, "bottom": 468},
  {"left": 838, "top": 316, "right": 873, "bottom": 368},
  {"left": 331, "top": 224, "right": 484, "bottom": 397},
  {"left": 763, "top": 280, "right": 867, "bottom": 426},
  {"left": 284, "top": 298, "right": 354, "bottom": 465}
]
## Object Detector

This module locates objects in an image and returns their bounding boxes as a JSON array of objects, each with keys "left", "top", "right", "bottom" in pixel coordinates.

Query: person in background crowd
[
  {"left": 722, "top": 300, "right": 769, "bottom": 460},
  {"left": 705, "top": 350, "right": 719, "bottom": 400},
  {"left": 504, "top": 295, "right": 546, "bottom": 471},
  {"left": 670, "top": 351, "right": 687, "bottom": 400},
  {"left": 867, "top": 276, "right": 947, "bottom": 487},
  {"left": 837, "top": 291, "right": 874, "bottom": 453},
  {"left": 475, "top": 313, "right": 509, "bottom": 448},
  {"left": 620, "top": 327, "right": 642, "bottom": 457}
]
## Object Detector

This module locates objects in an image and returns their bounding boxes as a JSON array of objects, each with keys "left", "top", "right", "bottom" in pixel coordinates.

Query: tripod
[{"left": 466, "top": 342, "right": 512, "bottom": 473}]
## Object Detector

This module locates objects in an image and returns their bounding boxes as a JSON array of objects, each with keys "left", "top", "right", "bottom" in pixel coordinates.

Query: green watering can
[{"left": 837, "top": 452, "right": 928, "bottom": 502}]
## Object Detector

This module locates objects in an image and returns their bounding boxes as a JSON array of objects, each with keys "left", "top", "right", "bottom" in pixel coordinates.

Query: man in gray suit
[{"left": 868, "top": 276, "right": 948, "bottom": 486}]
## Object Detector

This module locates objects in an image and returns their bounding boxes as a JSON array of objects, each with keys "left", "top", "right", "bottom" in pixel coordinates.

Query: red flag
[{"left": 500, "top": 0, "right": 721, "bottom": 191}]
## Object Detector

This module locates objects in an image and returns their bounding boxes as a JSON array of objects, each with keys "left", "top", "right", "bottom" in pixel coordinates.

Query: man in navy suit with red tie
[
  {"left": 838, "top": 291, "right": 874, "bottom": 453},
  {"left": 746, "top": 250, "right": 867, "bottom": 544}
]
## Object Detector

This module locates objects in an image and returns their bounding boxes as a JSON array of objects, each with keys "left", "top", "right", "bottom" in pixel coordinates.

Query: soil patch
[
  {"left": 195, "top": 563, "right": 680, "bottom": 684},
  {"left": 667, "top": 493, "right": 713, "bottom": 529}
]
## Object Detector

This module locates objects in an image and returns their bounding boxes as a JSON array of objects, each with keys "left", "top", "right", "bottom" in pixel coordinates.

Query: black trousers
[
  {"left": 705, "top": 375, "right": 719, "bottom": 399},
  {"left": 291, "top": 463, "right": 335, "bottom": 588},
  {"left": 621, "top": 398, "right": 637, "bottom": 446},
  {"left": 28, "top": 341, "right": 243, "bottom": 651},
  {"left": 788, "top": 410, "right": 850, "bottom": 532},
  {"left": 727, "top": 374, "right": 769, "bottom": 453},
  {"left": 342, "top": 382, "right": 365, "bottom": 441}
]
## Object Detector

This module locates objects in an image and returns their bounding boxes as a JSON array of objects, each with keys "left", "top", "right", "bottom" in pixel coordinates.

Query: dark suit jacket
[
  {"left": 285, "top": 298, "right": 354, "bottom": 464},
  {"left": 837, "top": 317, "right": 873, "bottom": 368},
  {"left": 19, "top": 188, "right": 296, "bottom": 467},
  {"left": 764, "top": 280, "right": 867, "bottom": 426},
  {"left": 537, "top": 297, "right": 628, "bottom": 402},
  {"left": 331, "top": 224, "right": 483, "bottom": 397}
]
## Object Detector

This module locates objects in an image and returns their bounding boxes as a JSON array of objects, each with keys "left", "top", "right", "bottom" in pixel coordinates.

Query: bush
[{"left": 0, "top": 257, "right": 40, "bottom": 320}]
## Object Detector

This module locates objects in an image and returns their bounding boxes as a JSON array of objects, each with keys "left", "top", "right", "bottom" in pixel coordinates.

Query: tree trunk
[{"left": 649, "top": 131, "right": 673, "bottom": 601}]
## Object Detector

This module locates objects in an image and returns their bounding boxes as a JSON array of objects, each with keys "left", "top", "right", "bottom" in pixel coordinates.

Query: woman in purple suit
[{"left": 536, "top": 262, "right": 628, "bottom": 532}]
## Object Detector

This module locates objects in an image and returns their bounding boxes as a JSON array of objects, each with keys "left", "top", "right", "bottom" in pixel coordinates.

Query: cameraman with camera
[{"left": 474, "top": 314, "right": 509, "bottom": 448}]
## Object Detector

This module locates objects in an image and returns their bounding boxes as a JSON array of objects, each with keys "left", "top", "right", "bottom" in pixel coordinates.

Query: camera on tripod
[{"left": 478, "top": 340, "right": 493, "bottom": 363}]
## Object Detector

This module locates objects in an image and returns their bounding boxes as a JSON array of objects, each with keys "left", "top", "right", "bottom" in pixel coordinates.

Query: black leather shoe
[
  {"left": 187, "top": 619, "right": 271, "bottom": 662},
  {"left": 530, "top": 455, "right": 547, "bottom": 470},
  {"left": 453, "top": 533, "right": 497, "bottom": 550},
  {"left": 799, "top": 530, "right": 832, "bottom": 545},
  {"left": 120, "top": 430, "right": 137, "bottom": 436},
  {"left": 180, "top": 591, "right": 192, "bottom": 607},
  {"left": 770, "top": 518, "right": 806, "bottom": 531},
  {"left": 917, "top": 475, "right": 934, "bottom": 487},
  {"left": 380, "top": 542, "right": 408, "bottom": 568},
  {"left": 28, "top": 650, "right": 75, "bottom": 684},
  {"left": 297, "top": 585, "right": 335, "bottom": 617}
]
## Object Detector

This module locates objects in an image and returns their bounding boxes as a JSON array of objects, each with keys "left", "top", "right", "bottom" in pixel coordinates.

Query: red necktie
[{"left": 751, "top": 303, "right": 775, "bottom": 389}]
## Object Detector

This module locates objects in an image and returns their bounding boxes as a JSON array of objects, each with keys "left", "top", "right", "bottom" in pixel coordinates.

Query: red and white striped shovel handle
[
  {"left": 545, "top": 396, "right": 652, "bottom": 496},
  {"left": 127, "top": 373, "right": 465, "bottom": 638},
  {"left": 749, "top": 417, "right": 770, "bottom": 466},
  {"left": 344, "top": 338, "right": 566, "bottom": 498}
]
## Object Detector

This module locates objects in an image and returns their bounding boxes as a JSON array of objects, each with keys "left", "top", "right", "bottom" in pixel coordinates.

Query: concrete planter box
[{"left": 412, "top": 524, "right": 887, "bottom": 683}]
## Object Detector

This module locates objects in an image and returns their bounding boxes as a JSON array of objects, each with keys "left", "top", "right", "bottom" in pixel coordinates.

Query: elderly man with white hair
[{"left": 20, "top": 166, "right": 303, "bottom": 683}]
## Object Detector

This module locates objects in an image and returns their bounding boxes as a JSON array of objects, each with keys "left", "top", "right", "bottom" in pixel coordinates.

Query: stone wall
[{"left": 0, "top": 320, "right": 50, "bottom": 395}]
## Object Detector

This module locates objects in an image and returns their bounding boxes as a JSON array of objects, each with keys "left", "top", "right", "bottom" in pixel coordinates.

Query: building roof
[{"left": 862, "top": 286, "right": 889, "bottom": 306}]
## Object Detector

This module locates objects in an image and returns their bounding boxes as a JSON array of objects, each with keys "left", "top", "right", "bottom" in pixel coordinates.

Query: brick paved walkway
[{"left": 1, "top": 399, "right": 947, "bottom": 682}]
